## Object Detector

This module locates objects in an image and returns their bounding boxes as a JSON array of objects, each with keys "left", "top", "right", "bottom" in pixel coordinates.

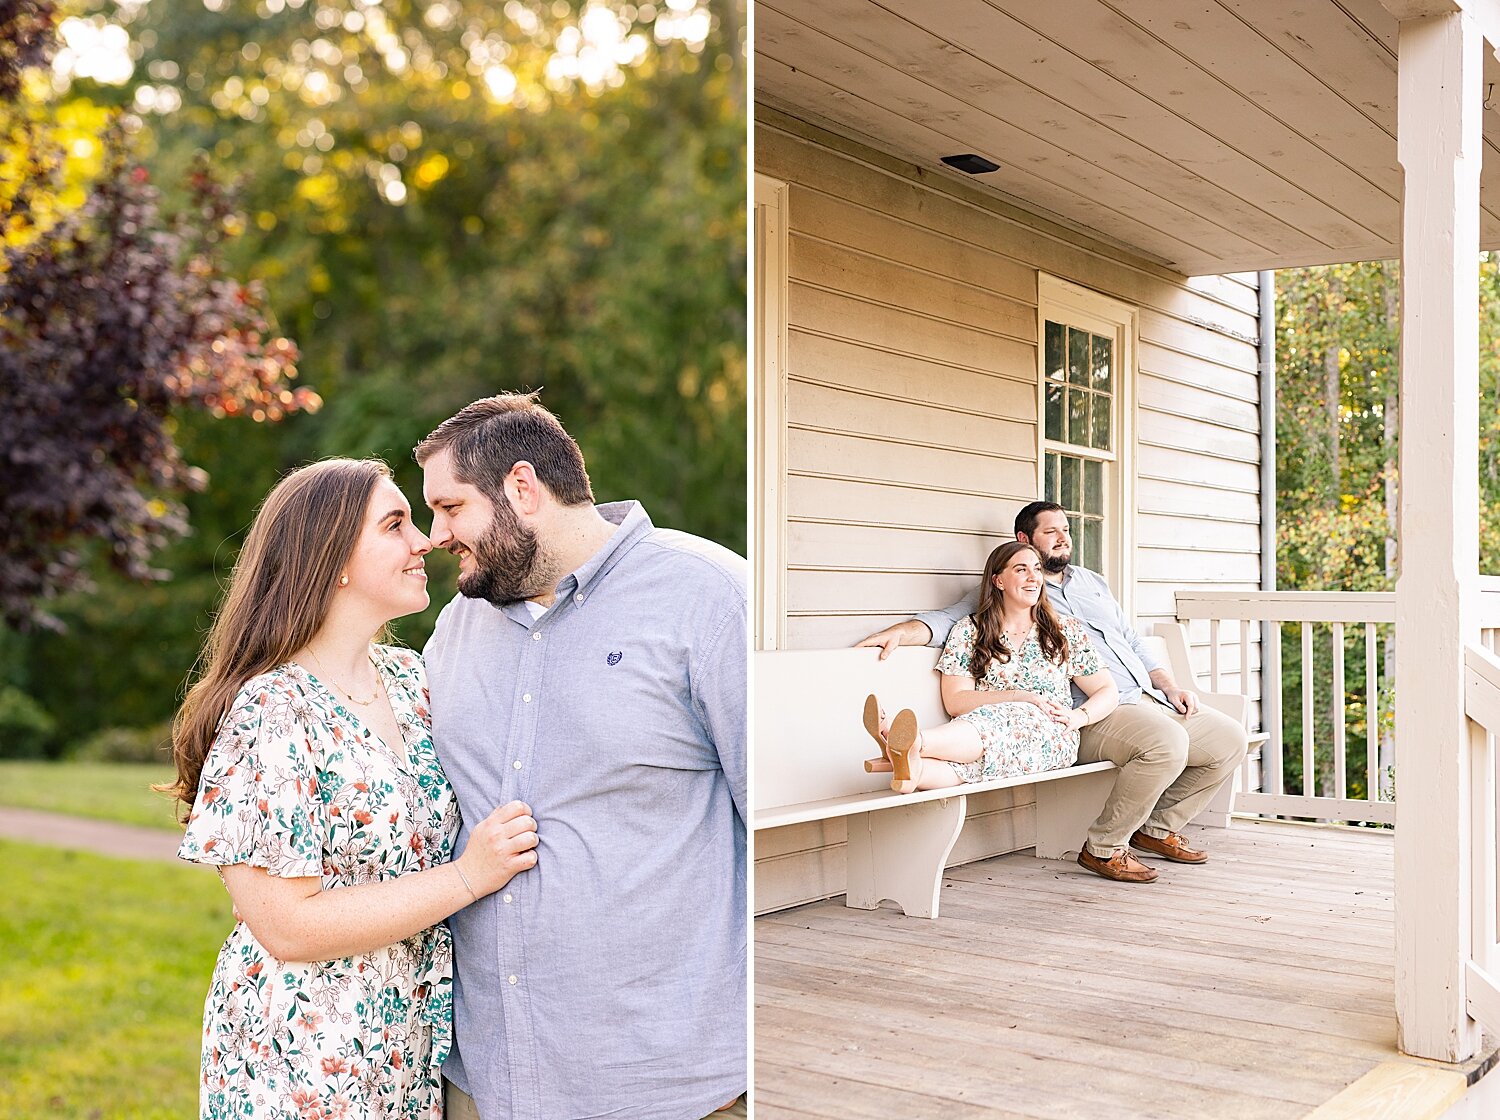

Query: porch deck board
[{"left": 755, "top": 819, "right": 1399, "bottom": 1118}]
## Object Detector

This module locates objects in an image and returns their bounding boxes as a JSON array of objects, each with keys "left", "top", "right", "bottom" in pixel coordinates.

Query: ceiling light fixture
[{"left": 941, "top": 153, "right": 1000, "bottom": 175}]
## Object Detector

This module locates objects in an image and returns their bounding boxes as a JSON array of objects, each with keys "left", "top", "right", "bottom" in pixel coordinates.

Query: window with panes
[{"left": 1042, "top": 318, "right": 1114, "bottom": 575}]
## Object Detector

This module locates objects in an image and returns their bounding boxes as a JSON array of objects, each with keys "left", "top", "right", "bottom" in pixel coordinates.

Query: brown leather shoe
[
  {"left": 1077, "top": 848, "right": 1158, "bottom": 883},
  {"left": 1130, "top": 829, "right": 1208, "bottom": 864}
]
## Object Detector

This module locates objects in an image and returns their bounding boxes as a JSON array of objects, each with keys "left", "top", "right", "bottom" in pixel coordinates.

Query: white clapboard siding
[
  {"left": 1138, "top": 378, "right": 1260, "bottom": 431},
  {"left": 786, "top": 430, "right": 1037, "bottom": 496},
  {"left": 758, "top": 110, "right": 1263, "bottom": 905},
  {"left": 788, "top": 383, "right": 1034, "bottom": 453},
  {"left": 791, "top": 236, "right": 1039, "bottom": 343},
  {"left": 785, "top": 476, "right": 1019, "bottom": 536},
  {"left": 790, "top": 283, "right": 1037, "bottom": 377},
  {"left": 1137, "top": 444, "right": 1260, "bottom": 493},
  {"left": 790, "top": 332, "right": 1038, "bottom": 418},
  {"left": 1189, "top": 272, "right": 1261, "bottom": 317},
  {"left": 1139, "top": 345, "right": 1261, "bottom": 407},
  {"left": 787, "top": 522, "right": 997, "bottom": 575},
  {"left": 1139, "top": 479, "right": 1262, "bottom": 525}
]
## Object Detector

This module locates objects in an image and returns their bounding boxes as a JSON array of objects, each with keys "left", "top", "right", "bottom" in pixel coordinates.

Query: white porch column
[{"left": 1394, "top": 10, "right": 1484, "bottom": 1061}]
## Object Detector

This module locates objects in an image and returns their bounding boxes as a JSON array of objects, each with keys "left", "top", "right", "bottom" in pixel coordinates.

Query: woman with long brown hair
[
  {"left": 164, "top": 458, "right": 538, "bottom": 1119},
  {"left": 863, "top": 541, "right": 1118, "bottom": 793}
]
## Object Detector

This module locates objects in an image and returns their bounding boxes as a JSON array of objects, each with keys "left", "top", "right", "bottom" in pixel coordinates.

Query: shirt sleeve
[
  {"left": 914, "top": 586, "right": 982, "bottom": 649},
  {"left": 177, "top": 675, "right": 327, "bottom": 879},
  {"left": 1063, "top": 618, "right": 1103, "bottom": 679},
  {"left": 934, "top": 616, "right": 977, "bottom": 678},
  {"left": 691, "top": 596, "right": 747, "bottom": 830}
]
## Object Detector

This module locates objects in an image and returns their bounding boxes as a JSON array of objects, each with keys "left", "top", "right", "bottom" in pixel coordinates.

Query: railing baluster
[
  {"left": 1332, "top": 622, "right": 1346, "bottom": 801},
  {"left": 1493, "top": 726, "right": 1500, "bottom": 951},
  {"left": 1472, "top": 713, "right": 1497, "bottom": 973},
  {"left": 1239, "top": 618, "right": 1251, "bottom": 700},
  {"left": 1266, "top": 619, "right": 1283, "bottom": 797},
  {"left": 1302, "top": 622, "right": 1316, "bottom": 799},
  {"left": 1484, "top": 631, "right": 1500, "bottom": 948},
  {"left": 1366, "top": 623, "right": 1379, "bottom": 802},
  {"left": 1209, "top": 618, "right": 1221, "bottom": 692},
  {"left": 1240, "top": 617, "right": 1254, "bottom": 797}
]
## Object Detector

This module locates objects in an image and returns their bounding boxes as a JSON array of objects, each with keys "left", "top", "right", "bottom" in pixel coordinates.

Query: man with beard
[
  {"left": 415, "top": 393, "right": 746, "bottom": 1120},
  {"left": 857, "top": 500, "right": 1246, "bottom": 884}
]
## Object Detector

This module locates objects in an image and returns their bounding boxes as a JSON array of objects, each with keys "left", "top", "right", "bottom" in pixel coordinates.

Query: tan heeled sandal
[
  {"left": 862, "top": 693, "right": 894, "bottom": 773},
  {"left": 886, "top": 709, "right": 921, "bottom": 794}
]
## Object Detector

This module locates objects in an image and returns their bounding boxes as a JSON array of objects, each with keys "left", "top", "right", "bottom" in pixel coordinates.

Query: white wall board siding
[{"left": 756, "top": 109, "right": 1264, "bottom": 908}]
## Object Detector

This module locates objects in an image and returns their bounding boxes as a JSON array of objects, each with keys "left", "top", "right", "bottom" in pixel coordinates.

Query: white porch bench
[{"left": 753, "top": 623, "right": 1251, "bottom": 920}]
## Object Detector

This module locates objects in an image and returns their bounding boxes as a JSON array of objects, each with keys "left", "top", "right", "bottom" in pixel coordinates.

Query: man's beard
[
  {"left": 455, "top": 496, "right": 545, "bottom": 606},
  {"left": 1040, "top": 548, "right": 1071, "bottom": 574}
]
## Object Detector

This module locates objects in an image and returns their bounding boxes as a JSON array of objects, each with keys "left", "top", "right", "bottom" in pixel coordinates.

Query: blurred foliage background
[
  {"left": 1271, "top": 257, "right": 1500, "bottom": 806},
  {"left": 1, "top": 0, "right": 746, "bottom": 759}
]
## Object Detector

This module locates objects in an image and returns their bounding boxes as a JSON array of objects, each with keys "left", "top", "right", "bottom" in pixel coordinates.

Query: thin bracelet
[
  {"left": 455, "top": 864, "right": 479, "bottom": 902},
  {"left": 1079, "top": 705, "right": 1090, "bottom": 725}
]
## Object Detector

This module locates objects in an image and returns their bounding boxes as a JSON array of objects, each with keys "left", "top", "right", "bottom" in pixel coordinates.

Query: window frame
[
  {"left": 1036, "top": 275, "right": 1138, "bottom": 613},
  {"left": 754, "top": 173, "right": 790, "bottom": 650}
]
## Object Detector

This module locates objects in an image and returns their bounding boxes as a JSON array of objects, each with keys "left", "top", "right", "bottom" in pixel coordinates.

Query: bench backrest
[
  {"left": 754, "top": 646, "right": 949, "bottom": 812},
  {"left": 754, "top": 634, "right": 1180, "bottom": 815}
]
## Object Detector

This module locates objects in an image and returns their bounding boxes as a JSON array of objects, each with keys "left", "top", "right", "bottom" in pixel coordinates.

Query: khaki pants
[
  {"left": 445, "top": 1082, "right": 481, "bottom": 1120},
  {"left": 444, "top": 1081, "right": 746, "bottom": 1119},
  {"left": 1076, "top": 699, "right": 1247, "bottom": 857}
]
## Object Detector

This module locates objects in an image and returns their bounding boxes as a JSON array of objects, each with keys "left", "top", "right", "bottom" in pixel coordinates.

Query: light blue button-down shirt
[
  {"left": 425, "top": 501, "right": 746, "bottom": 1120},
  {"left": 914, "top": 564, "right": 1166, "bottom": 706}
]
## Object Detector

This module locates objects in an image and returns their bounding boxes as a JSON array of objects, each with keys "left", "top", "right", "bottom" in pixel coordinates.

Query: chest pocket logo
[{"left": 606, "top": 650, "right": 623, "bottom": 666}]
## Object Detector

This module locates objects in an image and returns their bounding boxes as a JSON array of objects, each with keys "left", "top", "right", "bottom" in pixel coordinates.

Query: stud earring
[{"left": 339, "top": 575, "right": 349, "bottom": 587}]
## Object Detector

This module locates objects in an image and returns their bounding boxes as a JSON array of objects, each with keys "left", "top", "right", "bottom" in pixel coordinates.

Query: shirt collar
[
  {"left": 497, "top": 501, "right": 652, "bottom": 626},
  {"left": 563, "top": 500, "right": 652, "bottom": 597}
]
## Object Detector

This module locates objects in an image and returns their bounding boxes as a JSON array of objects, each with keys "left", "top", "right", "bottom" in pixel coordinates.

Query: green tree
[
  {"left": 9, "top": 0, "right": 746, "bottom": 748},
  {"left": 1273, "top": 256, "right": 1500, "bottom": 802}
]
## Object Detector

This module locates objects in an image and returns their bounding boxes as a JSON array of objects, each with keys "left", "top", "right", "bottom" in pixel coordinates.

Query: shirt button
[
  {"left": 503, "top": 893, "right": 513, "bottom": 904},
  {"left": 523, "top": 693, "right": 532, "bottom": 702},
  {"left": 508, "top": 975, "right": 518, "bottom": 985},
  {"left": 575, "top": 592, "right": 584, "bottom": 603},
  {"left": 532, "top": 632, "right": 542, "bottom": 641},
  {"left": 512, "top": 760, "right": 522, "bottom": 770}
]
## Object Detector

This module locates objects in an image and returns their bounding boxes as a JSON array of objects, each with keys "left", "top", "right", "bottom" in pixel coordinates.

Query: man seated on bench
[{"left": 857, "top": 501, "right": 1248, "bottom": 884}]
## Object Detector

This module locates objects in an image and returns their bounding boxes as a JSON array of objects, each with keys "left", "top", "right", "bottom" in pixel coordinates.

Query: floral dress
[
  {"left": 934, "top": 615, "right": 1102, "bottom": 783},
  {"left": 178, "top": 644, "right": 458, "bottom": 1120}
]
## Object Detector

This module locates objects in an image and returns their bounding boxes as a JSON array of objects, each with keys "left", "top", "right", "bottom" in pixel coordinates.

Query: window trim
[
  {"left": 754, "top": 173, "right": 790, "bottom": 650},
  {"left": 1036, "top": 275, "right": 1138, "bottom": 615}
]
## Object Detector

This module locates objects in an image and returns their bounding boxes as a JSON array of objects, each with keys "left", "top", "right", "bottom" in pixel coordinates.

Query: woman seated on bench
[{"left": 864, "top": 540, "right": 1118, "bottom": 794}]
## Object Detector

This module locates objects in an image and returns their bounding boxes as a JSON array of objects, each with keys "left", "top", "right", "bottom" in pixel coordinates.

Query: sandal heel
[
  {"left": 861, "top": 693, "right": 894, "bottom": 774},
  {"left": 886, "top": 709, "right": 920, "bottom": 794}
]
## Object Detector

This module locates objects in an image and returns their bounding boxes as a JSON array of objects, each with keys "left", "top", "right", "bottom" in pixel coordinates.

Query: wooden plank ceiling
[{"left": 755, "top": 0, "right": 1500, "bottom": 276}]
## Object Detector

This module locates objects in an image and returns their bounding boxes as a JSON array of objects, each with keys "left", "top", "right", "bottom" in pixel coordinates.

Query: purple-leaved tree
[{"left": 1, "top": 8, "right": 315, "bottom": 628}]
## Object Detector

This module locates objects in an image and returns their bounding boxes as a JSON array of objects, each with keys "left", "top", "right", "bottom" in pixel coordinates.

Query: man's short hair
[
  {"left": 414, "top": 392, "right": 594, "bottom": 507},
  {"left": 1014, "top": 500, "right": 1066, "bottom": 540}
]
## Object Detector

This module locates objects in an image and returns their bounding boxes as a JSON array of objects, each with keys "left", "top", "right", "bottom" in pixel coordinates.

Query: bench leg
[
  {"left": 844, "top": 797, "right": 966, "bottom": 919},
  {"left": 1034, "top": 768, "right": 1117, "bottom": 859}
]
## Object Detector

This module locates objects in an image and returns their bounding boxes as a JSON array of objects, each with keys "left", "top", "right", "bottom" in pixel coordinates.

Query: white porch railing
[
  {"left": 1174, "top": 591, "right": 1397, "bottom": 825},
  {"left": 1175, "top": 586, "right": 1500, "bottom": 828},
  {"left": 1464, "top": 640, "right": 1500, "bottom": 1031}
]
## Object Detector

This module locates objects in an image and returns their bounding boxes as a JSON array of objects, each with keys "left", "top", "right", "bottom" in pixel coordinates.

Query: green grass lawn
[
  {"left": 0, "top": 839, "right": 231, "bottom": 1118},
  {"left": 0, "top": 761, "right": 181, "bottom": 831}
]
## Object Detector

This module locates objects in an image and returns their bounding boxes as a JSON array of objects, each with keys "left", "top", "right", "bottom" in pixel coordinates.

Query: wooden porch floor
[{"left": 755, "top": 819, "right": 1400, "bottom": 1119}]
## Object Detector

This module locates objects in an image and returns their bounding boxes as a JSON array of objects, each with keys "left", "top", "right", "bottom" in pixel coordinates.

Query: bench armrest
[{"left": 1199, "top": 689, "right": 1249, "bottom": 728}]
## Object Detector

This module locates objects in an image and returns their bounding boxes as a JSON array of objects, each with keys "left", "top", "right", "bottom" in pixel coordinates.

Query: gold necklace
[{"left": 306, "top": 647, "right": 382, "bottom": 706}]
